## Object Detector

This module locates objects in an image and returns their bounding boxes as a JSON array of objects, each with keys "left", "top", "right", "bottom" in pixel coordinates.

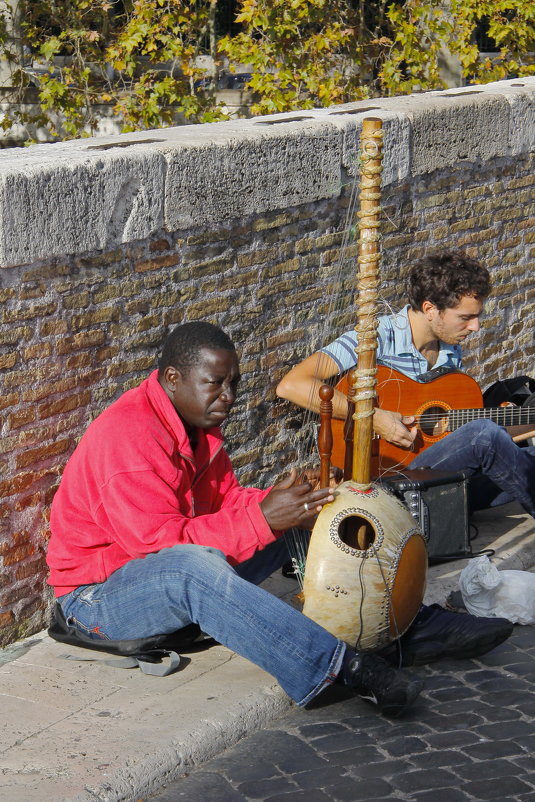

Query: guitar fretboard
[{"left": 448, "top": 406, "right": 535, "bottom": 432}]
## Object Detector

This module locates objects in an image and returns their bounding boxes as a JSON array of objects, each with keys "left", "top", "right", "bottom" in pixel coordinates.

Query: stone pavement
[
  {"left": 1, "top": 502, "right": 534, "bottom": 802},
  {"left": 146, "top": 622, "right": 535, "bottom": 802}
]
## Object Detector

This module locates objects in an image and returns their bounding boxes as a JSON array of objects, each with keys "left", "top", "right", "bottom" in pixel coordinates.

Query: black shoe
[
  {"left": 342, "top": 650, "right": 423, "bottom": 717},
  {"left": 379, "top": 603, "right": 514, "bottom": 667}
]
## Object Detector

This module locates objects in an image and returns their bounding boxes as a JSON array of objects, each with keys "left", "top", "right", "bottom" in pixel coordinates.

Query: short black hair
[
  {"left": 407, "top": 251, "right": 491, "bottom": 312},
  {"left": 158, "top": 322, "right": 236, "bottom": 377}
]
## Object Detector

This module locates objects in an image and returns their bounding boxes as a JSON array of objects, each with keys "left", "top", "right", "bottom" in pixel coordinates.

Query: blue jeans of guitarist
[{"left": 408, "top": 420, "right": 535, "bottom": 517}]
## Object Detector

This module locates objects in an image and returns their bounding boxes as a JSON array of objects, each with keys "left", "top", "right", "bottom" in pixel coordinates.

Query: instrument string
[
  {"left": 283, "top": 165, "right": 363, "bottom": 587},
  {"left": 354, "top": 552, "right": 368, "bottom": 652},
  {"left": 284, "top": 526, "right": 309, "bottom": 586},
  {"left": 291, "top": 168, "right": 363, "bottom": 473},
  {"left": 352, "top": 533, "right": 406, "bottom": 660},
  {"left": 290, "top": 213, "right": 381, "bottom": 469},
  {"left": 283, "top": 132, "right": 412, "bottom": 586}
]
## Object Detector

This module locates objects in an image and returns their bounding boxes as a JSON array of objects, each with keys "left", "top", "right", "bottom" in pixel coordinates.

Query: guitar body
[{"left": 331, "top": 366, "right": 484, "bottom": 473}]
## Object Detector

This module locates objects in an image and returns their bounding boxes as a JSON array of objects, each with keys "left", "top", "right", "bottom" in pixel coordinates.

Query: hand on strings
[
  {"left": 374, "top": 408, "right": 417, "bottom": 449},
  {"left": 260, "top": 468, "right": 335, "bottom": 531},
  {"left": 299, "top": 466, "right": 343, "bottom": 491}
]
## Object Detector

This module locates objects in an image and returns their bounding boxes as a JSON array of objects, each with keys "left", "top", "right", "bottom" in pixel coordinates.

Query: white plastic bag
[{"left": 459, "top": 555, "right": 535, "bottom": 624}]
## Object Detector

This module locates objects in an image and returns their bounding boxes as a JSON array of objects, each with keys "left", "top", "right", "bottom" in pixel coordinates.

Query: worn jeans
[
  {"left": 409, "top": 420, "right": 535, "bottom": 517},
  {"left": 58, "top": 537, "right": 345, "bottom": 705}
]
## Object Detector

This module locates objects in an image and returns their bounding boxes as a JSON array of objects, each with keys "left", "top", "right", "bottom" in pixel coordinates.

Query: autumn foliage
[{"left": 0, "top": 0, "right": 534, "bottom": 141}]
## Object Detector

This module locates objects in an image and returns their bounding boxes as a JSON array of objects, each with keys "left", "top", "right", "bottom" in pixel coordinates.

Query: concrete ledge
[
  {"left": 1, "top": 79, "right": 535, "bottom": 269},
  {"left": 160, "top": 121, "right": 343, "bottom": 230},
  {"left": 0, "top": 631, "right": 292, "bottom": 802}
]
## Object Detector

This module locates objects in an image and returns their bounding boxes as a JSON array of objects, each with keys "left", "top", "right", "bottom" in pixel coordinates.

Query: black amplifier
[{"left": 379, "top": 468, "right": 471, "bottom": 563}]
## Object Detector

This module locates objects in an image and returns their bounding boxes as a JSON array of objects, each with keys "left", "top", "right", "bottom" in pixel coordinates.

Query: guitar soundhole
[
  {"left": 338, "top": 516, "right": 376, "bottom": 550},
  {"left": 418, "top": 406, "right": 449, "bottom": 437}
]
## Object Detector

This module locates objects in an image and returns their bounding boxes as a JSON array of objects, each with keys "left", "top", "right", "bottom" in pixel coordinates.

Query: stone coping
[{"left": 0, "top": 78, "right": 535, "bottom": 268}]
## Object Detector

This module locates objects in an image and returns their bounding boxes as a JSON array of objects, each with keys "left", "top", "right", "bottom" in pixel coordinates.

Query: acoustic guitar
[{"left": 331, "top": 366, "right": 535, "bottom": 474}]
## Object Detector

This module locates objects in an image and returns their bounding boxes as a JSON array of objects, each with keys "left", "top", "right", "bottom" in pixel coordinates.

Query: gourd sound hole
[{"left": 338, "top": 515, "right": 376, "bottom": 550}]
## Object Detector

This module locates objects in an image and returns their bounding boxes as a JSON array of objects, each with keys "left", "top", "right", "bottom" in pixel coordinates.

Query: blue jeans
[
  {"left": 58, "top": 537, "right": 345, "bottom": 706},
  {"left": 409, "top": 420, "right": 535, "bottom": 516}
]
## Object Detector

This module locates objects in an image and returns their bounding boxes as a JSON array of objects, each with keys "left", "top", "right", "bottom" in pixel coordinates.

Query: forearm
[
  {"left": 276, "top": 352, "right": 348, "bottom": 419},
  {"left": 278, "top": 376, "right": 348, "bottom": 420}
]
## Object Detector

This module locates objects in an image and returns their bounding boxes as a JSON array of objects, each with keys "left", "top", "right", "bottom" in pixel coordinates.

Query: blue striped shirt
[{"left": 320, "top": 305, "right": 462, "bottom": 380}]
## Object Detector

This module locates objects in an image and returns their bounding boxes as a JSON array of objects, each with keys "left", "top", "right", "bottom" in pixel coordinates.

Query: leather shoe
[
  {"left": 379, "top": 603, "right": 514, "bottom": 667},
  {"left": 341, "top": 650, "right": 423, "bottom": 717}
]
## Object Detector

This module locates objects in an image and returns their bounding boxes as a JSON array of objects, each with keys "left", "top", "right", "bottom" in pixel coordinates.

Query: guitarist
[
  {"left": 277, "top": 251, "right": 535, "bottom": 518},
  {"left": 276, "top": 250, "right": 533, "bottom": 666}
]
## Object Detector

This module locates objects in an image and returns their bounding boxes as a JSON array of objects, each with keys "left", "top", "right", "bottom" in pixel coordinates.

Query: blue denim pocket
[{"left": 60, "top": 584, "right": 109, "bottom": 640}]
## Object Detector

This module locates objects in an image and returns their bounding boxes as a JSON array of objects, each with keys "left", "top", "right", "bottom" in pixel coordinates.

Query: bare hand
[
  {"left": 299, "top": 466, "right": 343, "bottom": 491},
  {"left": 260, "top": 468, "right": 335, "bottom": 531},
  {"left": 374, "top": 408, "right": 417, "bottom": 449}
]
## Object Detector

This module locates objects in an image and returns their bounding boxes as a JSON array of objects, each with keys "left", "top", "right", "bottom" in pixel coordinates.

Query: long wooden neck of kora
[{"left": 350, "top": 117, "right": 384, "bottom": 486}]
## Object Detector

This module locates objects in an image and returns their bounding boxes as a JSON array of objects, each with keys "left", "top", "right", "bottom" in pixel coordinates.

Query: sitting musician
[
  {"left": 47, "top": 322, "right": 426, "bottom": 717},
  {"left": 277, "top": 251, "right": 531, "bottom": 664}
]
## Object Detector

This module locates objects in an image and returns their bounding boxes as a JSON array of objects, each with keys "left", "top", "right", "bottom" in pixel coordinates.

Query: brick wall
[{"left": 0, "top": 83, "right": 534, "bottom": 646}]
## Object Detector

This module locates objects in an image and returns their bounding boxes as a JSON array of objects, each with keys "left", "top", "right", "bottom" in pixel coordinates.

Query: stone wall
[{"left": 0, "top": 79, "right": 534, "bottom": 645}]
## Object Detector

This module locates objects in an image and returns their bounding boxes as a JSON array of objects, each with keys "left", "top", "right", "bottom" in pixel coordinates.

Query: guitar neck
[{"left": 449, "top": 405, "right": 535, "bottom": 431}]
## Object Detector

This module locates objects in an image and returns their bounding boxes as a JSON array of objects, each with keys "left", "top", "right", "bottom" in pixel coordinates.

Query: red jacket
[{"left": 47, "top": 370, "right": 275, "bottom": 596}]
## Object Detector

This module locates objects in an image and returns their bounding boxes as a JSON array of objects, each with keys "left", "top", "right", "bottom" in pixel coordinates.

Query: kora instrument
[
  {"left": 302, "top": 480, "right": 427, "bottom": 650},
  {"left": 301, "top": 117, "right": 427, "bottom": 650}
]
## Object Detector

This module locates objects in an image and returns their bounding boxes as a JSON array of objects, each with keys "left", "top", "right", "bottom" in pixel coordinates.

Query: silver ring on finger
[{"left": 304, "top": 502, "right": 309, "bottom": 512}]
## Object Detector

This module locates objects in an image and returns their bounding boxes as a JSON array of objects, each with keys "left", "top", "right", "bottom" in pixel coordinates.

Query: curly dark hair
[
  {"left": 158, "top": 322, "right": 236, "bottom": 377},
  {"left": 407, "top": 252, "right": 491, "bottom": 312}
]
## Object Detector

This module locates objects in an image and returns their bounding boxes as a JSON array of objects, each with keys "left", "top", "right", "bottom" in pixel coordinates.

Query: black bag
[
  {"left": 48, "top": 602, "right": 213, "bottom": 676},
  {"left": 483, "top": 376, "right": 535, "bottom": 408}
]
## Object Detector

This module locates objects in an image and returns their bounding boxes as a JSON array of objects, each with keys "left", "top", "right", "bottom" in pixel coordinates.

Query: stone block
[
  {"left": 382, "top": 91, "right": 511, "bottom": 175},
  {"left": 336, "top": 109, "right": 411, "bottom": 185},
  {"left": 474, "top": 78, "right": 535, "bottom": 155},
  {"left": 160, "top": 119, "right": 342, "bottom": 230},
  {"left": 0, "top": 143, "right": 165, "bottom": 268}
]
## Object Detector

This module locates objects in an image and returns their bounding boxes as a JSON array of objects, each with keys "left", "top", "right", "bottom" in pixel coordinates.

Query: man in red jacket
[{"left": 47, "top": 321, "right": 427, "bottom": 717}]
